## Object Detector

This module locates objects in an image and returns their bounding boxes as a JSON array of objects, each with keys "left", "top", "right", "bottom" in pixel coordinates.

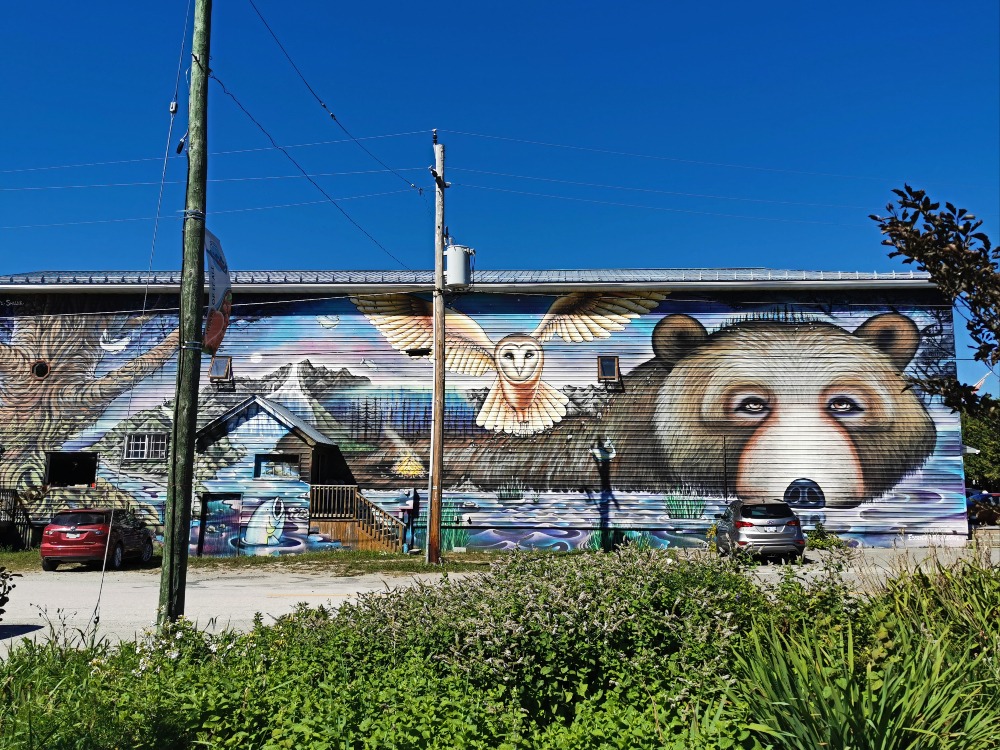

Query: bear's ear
[
  {"left": 652, "top": 314, "right": 708, "bottom": 367},
  {"left": 853, "top": 313, "right": 921, "bottom": 370}
]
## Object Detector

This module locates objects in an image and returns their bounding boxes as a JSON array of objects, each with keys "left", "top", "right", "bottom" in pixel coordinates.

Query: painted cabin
[{"left": 0, "top": 268, "right": 967, "bottom": 554}]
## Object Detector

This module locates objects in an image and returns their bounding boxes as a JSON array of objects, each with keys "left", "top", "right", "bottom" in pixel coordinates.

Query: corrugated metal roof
[{"left": 0, "top": 267, "right": 932, "bottom": 288}]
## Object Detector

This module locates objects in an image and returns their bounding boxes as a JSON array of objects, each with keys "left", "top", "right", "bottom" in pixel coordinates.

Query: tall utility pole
[
  {"left": 427, "top": 130, "right": 448, "bottom": 564},
  {"left": 159, "top": 0, "right": 212, "bottom": 625}
]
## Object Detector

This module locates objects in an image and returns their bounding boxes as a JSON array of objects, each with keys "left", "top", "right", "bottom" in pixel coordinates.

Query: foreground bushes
[{"left": 2, "top": 548, "right": 999, "bottom": 749}]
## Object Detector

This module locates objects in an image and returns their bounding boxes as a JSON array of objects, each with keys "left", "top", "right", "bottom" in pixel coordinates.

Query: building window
[
  {"left": 255, "top": 454, "right": 301, "bottom": 480},
  {"left": 209, "top": 355, "right": 233, "bottom": 381},
  {"left": 124, "top": 433, "right": 168, "bottom": 460},
  {"left": 597, "top": 355, "right": 620, "bottom": 382},
  {"left": 46, "top": 451, "right": 99, "bottom": 487}
]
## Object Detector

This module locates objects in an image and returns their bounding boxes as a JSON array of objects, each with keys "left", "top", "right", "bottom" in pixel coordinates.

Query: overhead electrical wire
[
  {"left": 454, "top": 183, "right": 859, "bottom": 227},
  {"left": 442, "top": 129, "right": 904, "bottom": 182},
  {"left": 87, "top": 0, "right": 196, "bottom": 632},
  {"left": 0, "top": 132, "right": 427, "bottom": 175},
  {"left": 451, "top": 167, "right": 870, "bottom": 210},
  {"left": 0, "top": 189, "right": 413, "bottom": 230},
  {"left": 207, "top": 69, "right": 411, "bottom": 269},
  {"left": 246, "top": 0, "right": 428, "bottom": 206},
  {"left": 209, "top": 190, "right": 413, "bottom": 215},
  {"left": 0, "top": 168, "right": 426, "bottom": 193}
]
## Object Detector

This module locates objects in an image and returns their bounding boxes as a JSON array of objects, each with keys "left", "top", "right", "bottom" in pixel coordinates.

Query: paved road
[
  {"left": 3, "top": 545, "right": 997, "bottom": 654},
  {"left": 1, "top": 565, "right": 451, "bottom": 654}
]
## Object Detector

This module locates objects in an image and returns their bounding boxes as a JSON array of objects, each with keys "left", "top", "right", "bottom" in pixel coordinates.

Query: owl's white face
[{"left": 495, "top": 335, "right": 543, "bottom": 383}]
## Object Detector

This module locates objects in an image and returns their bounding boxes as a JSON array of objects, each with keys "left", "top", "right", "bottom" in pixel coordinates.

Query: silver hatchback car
[{"left": 715, "top": 500, "right": 805, "bottom": 560}]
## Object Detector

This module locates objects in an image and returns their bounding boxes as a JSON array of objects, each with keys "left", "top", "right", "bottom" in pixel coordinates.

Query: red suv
[{"left": 40, "top": 508, "right": 154, "bottom": 571}]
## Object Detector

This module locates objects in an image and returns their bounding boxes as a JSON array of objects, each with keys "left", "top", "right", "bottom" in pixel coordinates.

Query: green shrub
[
  {"left": 4, "top": 548, "right": 1000, "bottom": 749},
  {"left": 805, "top": 521, "right": 849, "bottom": 549}
]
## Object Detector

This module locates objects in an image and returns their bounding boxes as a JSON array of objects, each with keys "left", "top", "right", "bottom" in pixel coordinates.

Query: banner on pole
[{"left": 203, "top": 230, "right": 232, "bottom": 355}]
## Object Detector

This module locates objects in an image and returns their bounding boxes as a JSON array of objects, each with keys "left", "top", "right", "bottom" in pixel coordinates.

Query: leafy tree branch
[{"left": 872, "top": 186, "right": 998, "bottom": 417}]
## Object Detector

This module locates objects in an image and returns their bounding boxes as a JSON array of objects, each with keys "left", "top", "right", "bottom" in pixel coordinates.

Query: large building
[{"left": 0, "top": 268, "right": 967, "bottom": 553}]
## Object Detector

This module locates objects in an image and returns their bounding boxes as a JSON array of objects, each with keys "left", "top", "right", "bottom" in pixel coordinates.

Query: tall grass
[
  {"left": 732, "top": 622, "right": 999, "bottom": 750},
  {"left": 440, "top": 507, "right": 471, "bottom": 551},
  {"left": 664, "top": 494, "right": 707, "bottom": 520}
]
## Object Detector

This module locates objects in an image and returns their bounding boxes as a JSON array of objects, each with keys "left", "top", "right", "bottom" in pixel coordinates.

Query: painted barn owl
[{"left": 351, "top": 291, "right": 666, "bottom": 435}]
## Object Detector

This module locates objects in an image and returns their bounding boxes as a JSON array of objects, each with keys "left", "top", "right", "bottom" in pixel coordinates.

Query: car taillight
[
  {"left": 795, "top": 539, "right": 805, "bottom": 545},
  {"left": 734, "top": 521, "right": 754, "bottom": 528},
  {"left": 93, "top": 529, "right": 105, "bottom": 536},
  {"left": 786, "top": 519, "right": 800, "bottom": 526},
  {"left": 44, "top": 528, "right": 54, "bottom": 536}
]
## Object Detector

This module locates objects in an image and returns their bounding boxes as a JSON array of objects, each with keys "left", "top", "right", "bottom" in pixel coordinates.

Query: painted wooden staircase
[{"left": 309, "top": 485, "right": 406, "bottom": 553}]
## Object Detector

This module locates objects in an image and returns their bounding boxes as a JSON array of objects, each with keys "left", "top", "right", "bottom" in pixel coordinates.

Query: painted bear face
[{"left": 650, "top": 313, "right": 936, "bottom": 509}]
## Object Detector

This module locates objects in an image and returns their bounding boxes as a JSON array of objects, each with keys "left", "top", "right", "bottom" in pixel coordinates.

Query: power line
[
  {"left": 207, "top": 68, "right": 411, "bottom": 269},
  {"left": 0, "top": 189, "right": 414, "bottom": 230},
  {"left": 246, "top": 0, "right": 427, "bottom": 203},
  {"left": 0, "top": 168, "right": 427, "bottom": 192},
  {"left": 455, "top": 183, "right": 859, "bottom": 226},
  {"left": 93, "top": 0, "right": 196, "bottom": 634},
  {"left": 0, "top": 132, "right": 427, "bottom": 175},
  {"left": 210, "top": 189, "right": 413, "bottom": 215},
  {"left": 451, "top": 167, "right": 870, "bottom": 210},
  {"left": 443, "top": 129, "right": 903, "bottom": 182}
]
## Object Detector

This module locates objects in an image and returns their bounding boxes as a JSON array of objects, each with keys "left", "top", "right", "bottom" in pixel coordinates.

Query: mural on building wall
[
  {"left": 0, "top": 295, "right": 180, "bottom": 523},
  {"left": 0, "top": 289, "right": 965, "bottom": 552},
  {"left": 352, "top": 291, "right": 665, "bottom": 435}
]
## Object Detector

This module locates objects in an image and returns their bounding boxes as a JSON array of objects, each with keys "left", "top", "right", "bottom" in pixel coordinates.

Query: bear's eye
[
  {"left": 828, "top": 397, "right": 862, "bottom": 414},
  {"left": 735, "top": 397, "right": 769, "bottom": 415}
]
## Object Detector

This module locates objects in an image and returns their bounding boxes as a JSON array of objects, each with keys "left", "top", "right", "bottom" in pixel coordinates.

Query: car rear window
[
  {"left": 51, "top": 512, "right": 108, "bottom": 526},
  {"left": 741, "top": 504, "right": 794, "bottom": 520}
]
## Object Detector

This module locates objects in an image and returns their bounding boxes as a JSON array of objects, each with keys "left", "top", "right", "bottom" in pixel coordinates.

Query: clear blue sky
[{"left": 1, "top": 0, "right": 997, "bottom": 388}]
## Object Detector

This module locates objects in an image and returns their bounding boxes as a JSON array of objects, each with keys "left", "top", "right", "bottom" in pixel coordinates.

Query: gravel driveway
[{"left": 1, "top": 565, "right": 452, "bottom": 654}]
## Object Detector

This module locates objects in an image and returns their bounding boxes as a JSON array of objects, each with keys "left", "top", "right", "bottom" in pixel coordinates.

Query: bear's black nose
[{"left": 784, "top": 479, "right": 826, "bottom": 508}]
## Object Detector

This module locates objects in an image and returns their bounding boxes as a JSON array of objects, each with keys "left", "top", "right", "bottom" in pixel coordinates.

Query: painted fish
[{"left": 243, "top": 497, "right": 286, "bottom": 546}]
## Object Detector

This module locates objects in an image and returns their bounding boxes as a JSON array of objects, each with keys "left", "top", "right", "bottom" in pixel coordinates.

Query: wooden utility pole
[
  {"left": 159, "top": 0, "right": 212, "bottom": 625},
  {"left": 427, "top": 130, "right": 447, "bottom": 564}
]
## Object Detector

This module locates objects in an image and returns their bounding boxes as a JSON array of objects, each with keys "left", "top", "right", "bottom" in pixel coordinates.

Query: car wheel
[
  {"left": 41, "top": 558, "right": 59, "bottom": 572},
  {"left": 140, "top": 538, "right": 154, "bottom": 564},
  {"left": 108, "top": 543, "right": 125, "bottom": 571}
]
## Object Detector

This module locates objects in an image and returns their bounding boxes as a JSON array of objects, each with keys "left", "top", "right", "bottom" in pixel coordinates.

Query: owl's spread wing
[
  {"left": 350, "top": 294, "right": 497, "bottom": 376},
  {"left": 530, "top": 291, "right": 667, "bottom": 343}
]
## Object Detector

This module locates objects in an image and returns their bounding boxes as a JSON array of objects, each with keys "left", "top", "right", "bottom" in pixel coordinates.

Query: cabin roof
[{"left": 196, "top": 395, "right": 338, "bottom": 450}]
